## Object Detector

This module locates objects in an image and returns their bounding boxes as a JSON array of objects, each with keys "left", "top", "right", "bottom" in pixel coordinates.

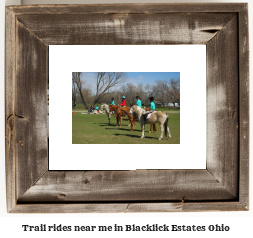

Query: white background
[
  {"left": 0, "top": 0, "right": 252, "bottom": 237},
  {"left": 49, "top": 45, "right": 206, "bottom": 170}
]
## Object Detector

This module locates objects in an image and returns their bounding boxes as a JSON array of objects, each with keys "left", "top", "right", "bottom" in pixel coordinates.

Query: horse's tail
[{"left": 164, "top": 113, "right": 169, "bottom": 137}]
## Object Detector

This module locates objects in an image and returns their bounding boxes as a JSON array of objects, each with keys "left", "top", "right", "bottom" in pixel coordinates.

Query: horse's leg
[
  {"left": 132, "top": 117, "right": 136, "bottom": 127},
  {"left": 129, "top": 115, "right": 134, "bottom": 131},
  {"left": 140, "top": 122, "right": 145, "bottom": 139},
  {"left": 119, "top": 115, "right": 122, "bottom": 128},
  {"left": 130, "top": 118, "right": 134, "bottom": 131},
  {"left": 158, "top": 122, "right": 164, "bottom": 140},
  {"left": 167, "top": 126, "right": 171, "bottom": 139},
  {"left": 116, "top": 115, "right": 118, "bottom": 127},
  {"left": 154, "top": 123, "right": 157, "bottom": 132},
  {"left": 149, "top": 124, "right": 153, "bottom": 133},
  {"left": 164, "top": 114, "right": 171, "bottom": 139},
  {"left": 108, "top": 113, "right": 111, "bottom": 125}
]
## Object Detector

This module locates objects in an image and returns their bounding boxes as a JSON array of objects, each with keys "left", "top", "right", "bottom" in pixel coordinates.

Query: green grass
[{"left": 72, "top": 112, "right": 180, "bottom": 144}]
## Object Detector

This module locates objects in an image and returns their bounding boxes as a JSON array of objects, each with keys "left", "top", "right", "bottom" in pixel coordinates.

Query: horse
[
  {"left": 108, "top": 105, "right": 123, "bottom": 126},
  {"left": 101, "top": 103, "right": 114, "bottom": 125},
  {"left": 101, "top": 103, "right": 126, "bottom": 125},
  {"left": 114, "top": 106, "right": 136, "bottom": 131},
  {"left": 112, "top": 106, "right": 156, "bottom": 132},
  {"left": 104, "top": 104, "right": 156, "bottom": 132},
  {"left": 129, "top": 105, "right": 171, "bottom": 140},
  {"left": 128, "top": 104, "right": 157, "bottom": 132},
  {"left": 145, "top": 108, "right": 157, "bottom": 133},
  {"left": 109, "top": 104, "right": 119, "bottom": 114}
]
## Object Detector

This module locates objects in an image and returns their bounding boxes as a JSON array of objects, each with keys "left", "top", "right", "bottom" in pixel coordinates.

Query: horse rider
[
  {"left": 110, "top": 97, "right": 115, "bottom": 105},
  {"left": 143, "top": 96, "right": 155, "bottom": 123},
  {"left": 119, "top": 96, "right": 126, "bottom": 107},
  {"left": 136, "top": 95, "right": 142, "bottom": 107},
  {"left": 149, "top": 96, "right": 155, "bottom": 110}
]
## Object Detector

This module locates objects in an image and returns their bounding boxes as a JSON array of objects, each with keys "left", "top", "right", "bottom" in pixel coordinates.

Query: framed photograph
[
  {"left": 5, "top": 3, "right": 249, "bottom": 212},
  {"left": 50, "top": 45, "right": 205, "bottom": 170}
]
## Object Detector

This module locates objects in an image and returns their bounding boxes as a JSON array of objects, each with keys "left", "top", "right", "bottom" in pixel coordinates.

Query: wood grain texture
[
  {"left": 238, "top": 4, "right": 249, "bottom": 209},
  {"left": 5, "top": 3, "right": 249, "bottom": 213},
  {"left": 5, "top": 7, "right": 17, "bottom": 212},
  {"left": 125, "top": 202, "right": 248, "bottom": 213},
  {"left": 16, "top": 13, "right": 235, "bottom": 45},
  {"left": 10, "top": 202, "right": 247, "bottom": 213},
  {"left": 15, "top": 20, "right": 48, "bottom": 200},
  {"left": 18, "top": 170, "right": 236, "bottom": 202},
  {"left": 7, "top": 3, "right": 247, "bottom": 15},
  {"left": 206, "top": 16, "right": 239, "bottom": 198}
]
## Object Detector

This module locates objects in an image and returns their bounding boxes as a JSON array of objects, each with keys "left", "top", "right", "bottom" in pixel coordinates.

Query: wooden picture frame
[{"left": 5, "top": 3, "right": 249, "bottom": 213}]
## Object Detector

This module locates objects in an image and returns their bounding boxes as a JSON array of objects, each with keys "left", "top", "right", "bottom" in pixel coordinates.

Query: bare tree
[
  {"left": 144, "top": 83, "right": 153, "bottom": 105},
  {"left": 72, "top": 75, "right": 78, "bottom": 109},
  {"left": 82, "top": 87, "right": 93, "bottom": 104},
  {"left": 154, "top": 79, "right": 170, "bottom": 106},
  {"left": 136, "top": 83, "right": 146, "bottom": 104},
  {"left": 144, "top": 84, "right": 153, "bottom": 97},
  {"left": 168, "top": 78, "right": 180, "bottom": 106},
  {"left": 114, "top": 90, "right": 122, "bottom": 105},
  {"left": 93, "top": 72, "right": 127, "bottom": 104},
  {"left": 121, "top": 83, "right": 138, "bottom": 105},
  {"left": 72, "top": 72, "right": 88, "bottom": 108}
]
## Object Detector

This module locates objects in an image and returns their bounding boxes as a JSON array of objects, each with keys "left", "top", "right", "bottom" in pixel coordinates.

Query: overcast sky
[{"left": 80, "top": 72, "right": 180, "bottom": 93}]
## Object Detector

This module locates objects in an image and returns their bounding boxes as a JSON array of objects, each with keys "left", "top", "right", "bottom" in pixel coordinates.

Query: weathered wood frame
[{"left": 5, "top": 4, "right": 249, "bottom": 213}]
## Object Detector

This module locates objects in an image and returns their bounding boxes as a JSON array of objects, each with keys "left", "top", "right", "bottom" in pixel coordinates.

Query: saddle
[{"left": 143, "top": 111, "right": 155, "bottom": 122}]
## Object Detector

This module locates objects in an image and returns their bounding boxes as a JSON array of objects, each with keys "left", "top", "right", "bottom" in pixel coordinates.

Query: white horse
[
  {"left": 129, "top": 105, "right": 171, "bottom": 140},
  {"left": 101, "top": 103, "right": 114, "bottom": 125}
]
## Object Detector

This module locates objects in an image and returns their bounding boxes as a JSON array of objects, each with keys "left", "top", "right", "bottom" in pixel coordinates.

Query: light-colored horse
[
  {"left": 129, "top": 105, "right": 171, "bottom": 140},
  {"left": 101, "top": 103, "right": 113, "bottom": 124}
]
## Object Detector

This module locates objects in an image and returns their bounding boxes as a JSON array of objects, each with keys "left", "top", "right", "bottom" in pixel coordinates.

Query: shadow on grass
[
  {"left": 93, "top": 123, "right": 116, "bottom": 127},
  {"left": 105, "top": 127, "right": 141, "bottom": 132},
  {"left": 114, "top": 133, "right": 155, "bottom": 140}
]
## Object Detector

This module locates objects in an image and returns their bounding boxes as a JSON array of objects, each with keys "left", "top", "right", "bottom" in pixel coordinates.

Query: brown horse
[
  {"left": 114, "top": 106, "right": 136, "bottom": 131},
  {"left": 109, "top": 105, "right": 132, "bottom": 128},
  {"left": 109, "top": 105, "right": 122, "bottom": 126},
  {"left": 109, "top": 105, "right": 119, "bottom": 113}
]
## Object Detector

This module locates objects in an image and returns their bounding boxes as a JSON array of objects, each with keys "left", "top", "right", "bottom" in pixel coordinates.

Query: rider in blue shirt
[
  {"left": 110, "top": 97, "right": 115, "bottom": 105},
  {"left": 136, "top": 96, "right": 142, "bottom": 107},
  {"left": 143, "top": 96, "right": 155, "bottom": 123},
  {"left": 150, "top": 97, "right": 155, "bottom": 110}
]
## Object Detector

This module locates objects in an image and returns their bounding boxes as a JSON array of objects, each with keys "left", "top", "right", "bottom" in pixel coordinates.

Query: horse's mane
[
  {"left": 101, "top": 103, "right": 109, "bottom": 109},
  {"left": 130, "top": 105, "right": 146, "bottom": 118}
]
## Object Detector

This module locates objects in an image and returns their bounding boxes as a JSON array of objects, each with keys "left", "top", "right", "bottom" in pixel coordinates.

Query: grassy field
[{"left": 72, "top": 111, "right": 180, "bottom": 144}]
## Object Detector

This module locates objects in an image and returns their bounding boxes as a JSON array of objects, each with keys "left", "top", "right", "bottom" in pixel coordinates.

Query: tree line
[{"left": 72, "top": 72, "right": 180, "bottom": 108}]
